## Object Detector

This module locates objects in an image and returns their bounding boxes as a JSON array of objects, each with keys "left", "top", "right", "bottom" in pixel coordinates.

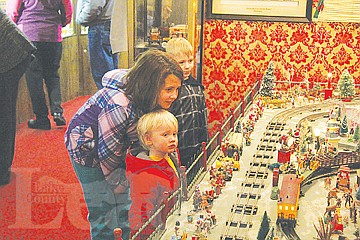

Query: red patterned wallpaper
[{"left": 202, "top": 19, "right": 360, "bottom": 133}]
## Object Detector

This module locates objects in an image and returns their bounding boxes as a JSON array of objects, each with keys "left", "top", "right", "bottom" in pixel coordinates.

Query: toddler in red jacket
[{"left": 126, "top": 109, "right": 181, "bottom": 239}]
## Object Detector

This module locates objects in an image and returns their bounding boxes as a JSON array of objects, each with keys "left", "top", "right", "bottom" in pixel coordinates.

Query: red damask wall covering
[{"left": 202, "top": 19, "right": 360, "bottom": 133}]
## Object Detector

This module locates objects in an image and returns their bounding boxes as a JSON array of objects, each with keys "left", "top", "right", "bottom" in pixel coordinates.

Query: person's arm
[
  {"left": 5, "top": 0, "right": 22, "bottom": 23},
  {"left": 59, "top": 0, "right": 73, "bottom": 27},
  {"left": 98, "top": 104, "right": 130, "bottom": 185},
  {"left": 76, "top": 0, "right": 107, "bottom": 26}
]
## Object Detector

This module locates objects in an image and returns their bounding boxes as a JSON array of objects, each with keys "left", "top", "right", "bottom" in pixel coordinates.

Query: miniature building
[{"left": 277, "top": 174, "right": 301, "bottom": 221}]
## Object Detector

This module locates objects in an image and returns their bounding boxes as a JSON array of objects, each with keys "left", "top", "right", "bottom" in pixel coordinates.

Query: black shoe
[
  {"left": 28, "top": 118, "right": 51, "bottom": 130},
  {"left": 53, "top": 113, "right": 66, "bottom": 126}
]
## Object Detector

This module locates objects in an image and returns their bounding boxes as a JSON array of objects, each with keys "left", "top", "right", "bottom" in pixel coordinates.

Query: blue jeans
[
  {"left": 71, "top": 159, "right": 131, "bottom": 240},
  {"left": 26, "top": 42, "right": 63, "bottom": 119},
  {"left": 88, "top": 21, "right": 119, "bottom": 89}
]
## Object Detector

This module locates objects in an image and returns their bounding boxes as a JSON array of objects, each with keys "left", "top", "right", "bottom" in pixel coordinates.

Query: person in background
[
  {"left": 6, "top": 0, "right": 73, "bottom": 130},
  {"left": 65, "top": 50, "right": 183, "bottom": 240},
  {"left": 0, "top": 9, "right": 36, "bottom": 185},
  {"left": 166, "top": 37, "right": 208, "bottom": 184},
  {"left": 125, "top": 109, "right": 182, "bottom": 239},
  {"left": 76, "top": 0, "right": 118, "bottom": 90}
]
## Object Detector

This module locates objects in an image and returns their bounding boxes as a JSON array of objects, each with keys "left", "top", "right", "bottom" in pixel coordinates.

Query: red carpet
[{"left": 0, "top": 96, "right": 91, "bottom": 240}]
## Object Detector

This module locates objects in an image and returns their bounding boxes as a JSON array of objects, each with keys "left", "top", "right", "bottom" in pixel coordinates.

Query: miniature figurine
[
  {"left": 205, "top": 189, "right": 215, "bottom": 205},
  {"left": 294, "top": 128, "right": 300, "bottom": 139},
  {"left": 175, "top": 220, "right": 181, "bottom": 236},
  {"left": 209, "top": 166, "right": 217, "bottom": 180},
  {"left": 233, "top": 151, "right": 239, "bottom": 161},
  {"left": 193, "top": 186, "right": 203, "bottom": 211},
  {"left": 195, "top": 216, "right": 204, "bottom": 233},
  {"left": 202, "top": 217, "right": 212, "bottom": 234},
  {"left": 343, "top": 190, "right": 354, "bottom": 208},
  {"left": 332, "top": 208, "right": 344, "bottom": 233},
  {"left": 336, "top": 166, "right": 351, "bottom": 191},
  {"left": 324, "top": 176, "right": 332, "bottom": 190},
  {"left": 327, "top": 188, "right": 339, "bottom": 206},
  {"left": 336, "top": 198, "right": 342, "bottom": 208},
  {"left": 200, "top": 194, "right": 209, "bottom": 210},
  {"left": 244, "top": 132, "right": 251, "bottom": 146},
  {"left": 221, "top": 139, "right": 228, "bottom": 156},
  {"left": 206, "top": 209, "right": 217, "bottom": 225}
]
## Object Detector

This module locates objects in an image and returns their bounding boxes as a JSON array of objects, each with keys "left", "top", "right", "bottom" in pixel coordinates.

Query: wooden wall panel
[
  {"left": 79, "top": 35, "right": 98, "bottom": 95},
  {"left": 60, "top": 36, "right": 81, "bottom": 101}
]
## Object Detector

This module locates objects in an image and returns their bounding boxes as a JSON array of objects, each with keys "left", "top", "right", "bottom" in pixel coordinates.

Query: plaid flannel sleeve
[{"left": 97, "top": 103, "right": 129, "bottom": 184}]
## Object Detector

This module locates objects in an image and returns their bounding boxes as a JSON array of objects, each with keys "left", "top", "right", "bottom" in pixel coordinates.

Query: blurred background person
[
  {"left": 0, "top": 9, "right": 36, "bottom": 185},
  {"left": 76, "top": 0, "right": 118, "bottom": 90},
  {"left": 6, "top": 0, "right": 73, "bottom": 130}
]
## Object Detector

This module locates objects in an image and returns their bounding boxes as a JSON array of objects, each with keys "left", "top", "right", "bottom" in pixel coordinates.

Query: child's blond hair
[
  {"left": 166, "top": 37, "right": 193, "bottom": 57},
  {"left": 137, "top": 109, "right": 178, "bottom": 150}
]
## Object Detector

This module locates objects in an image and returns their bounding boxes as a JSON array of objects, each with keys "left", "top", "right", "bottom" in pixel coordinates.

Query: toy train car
[
  {"left": 226, "top": 132, "right": 243, "bottom": 157},
  {"left": 215, "top": 156, "right": 240, "bottom": 171},
  {"left": 263, "top": 96, "right": 289, "bottom": 109},
  {"left": 277, "top": 174, "right": 302, "bottom": 228}
]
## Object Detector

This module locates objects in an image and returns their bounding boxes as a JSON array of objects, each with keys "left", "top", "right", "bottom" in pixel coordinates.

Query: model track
[
  {"left": 277, "top": 221, "right": 301, "bottom": 240},
  {"left": 220, "top": 103, "right": 332, "bottom": 239}
]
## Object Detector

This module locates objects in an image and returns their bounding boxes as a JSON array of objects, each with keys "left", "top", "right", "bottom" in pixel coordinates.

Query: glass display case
[{"left": 134, "top": 0, "right": 202, "bottom": 58}]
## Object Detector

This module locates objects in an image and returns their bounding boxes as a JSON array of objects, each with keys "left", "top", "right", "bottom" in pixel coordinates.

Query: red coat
[{"left": 125, "top": 149, "right": 181, "bottom": 238}]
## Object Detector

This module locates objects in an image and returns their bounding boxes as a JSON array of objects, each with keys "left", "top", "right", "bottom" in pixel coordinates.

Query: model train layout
[
  {"left": 119, "top": 88, "right": 360, "bottom": 240},
  {"left": 158, "top": 96, "right": 360, "bottom": 240}
]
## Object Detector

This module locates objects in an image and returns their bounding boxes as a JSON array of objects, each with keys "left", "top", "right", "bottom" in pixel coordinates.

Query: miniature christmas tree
[
  {"left": 260, "top": 61, "right": 276, "bottom": 97},
  {"left": 337, "top": 69, "right": 355, "bottom": 99},
  {"left": 354, "top": 125, "right": 360, "bottom": 141},
  {"left": 257, "top": 211, "right": 270, "bottom": 240},
  {"left": 340, "top": 115, "right": 349, "bottom": 136}
]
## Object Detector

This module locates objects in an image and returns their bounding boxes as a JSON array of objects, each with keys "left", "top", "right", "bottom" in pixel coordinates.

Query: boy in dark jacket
[{"left": 167, "top": 38, "right": 208, "bottom": 184}]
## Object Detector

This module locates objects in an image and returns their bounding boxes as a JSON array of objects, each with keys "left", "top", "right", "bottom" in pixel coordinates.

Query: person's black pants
[
  {"left": 26, "top": 42, "right": 63, "bottom": 119},
  {"left": 0, "top": 55, "right": 32, "bottom": 181}
]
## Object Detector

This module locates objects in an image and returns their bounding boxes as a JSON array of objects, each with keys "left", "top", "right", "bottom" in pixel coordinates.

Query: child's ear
[{"left": 144, "top": 133, "right": 153, "bottom": 146}]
